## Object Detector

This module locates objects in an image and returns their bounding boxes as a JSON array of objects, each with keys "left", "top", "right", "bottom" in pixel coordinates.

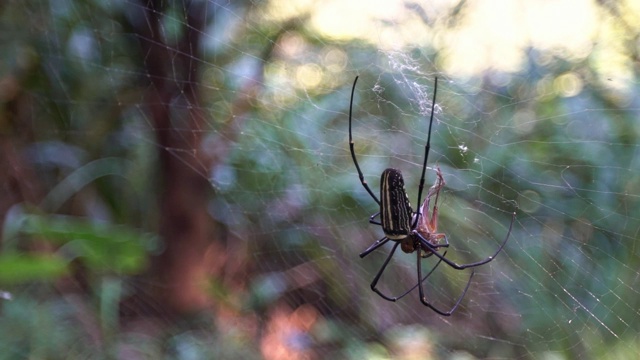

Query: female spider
[{"left": 348, "top": 76, "right": 515, "bottom": 316}]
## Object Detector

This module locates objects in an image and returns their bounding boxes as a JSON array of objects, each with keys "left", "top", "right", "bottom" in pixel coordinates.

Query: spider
[{"left": 348, "top": 76, "right": 516, "bottom": 316}]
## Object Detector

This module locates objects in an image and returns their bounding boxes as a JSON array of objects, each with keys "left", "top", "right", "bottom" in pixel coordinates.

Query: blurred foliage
[
  {"left": 3, "top": 209, "right": 156, "bottom": 277},
  {"left": 1, "top": 0, "right": 640, "bottom": 359}
]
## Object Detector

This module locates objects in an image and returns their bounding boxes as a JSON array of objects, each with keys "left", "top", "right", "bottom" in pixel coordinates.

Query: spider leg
[
  {"left": 392, "top": 250, "right": 448, "bottom": 297},
  {"left": 413, "top": 77, "right": 439, "bottom": 227},
  {"left": 413, "top": 211, "right": 515, "bottom": 270},
  {"left": 419, "top": 234, "right": 448, "bottom": 258},
  {"left": 417, "top": 247, "right": 475, "bottom": 316},
  {"left": 431, "top": 233, "right": 449, "bottom": 248},
  {"left": 369, "top": 212, "right": 381, "bottom": 226},
  {"left": 359, "top": 236, "right": 390, "bottom": 258},
  {"left": 349, "top": 76, "right": 380, "bottom": 205},
  {"left": 368, "top": 241, "right": 400, "bottom": 300},
  {"left": 369, "top": 242, "right": 448, "bottom": 302}
]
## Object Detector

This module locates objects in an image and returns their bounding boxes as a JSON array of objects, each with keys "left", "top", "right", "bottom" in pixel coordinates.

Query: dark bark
[{"left": 134, "top": 0, "right": 215, "bottom": 315}]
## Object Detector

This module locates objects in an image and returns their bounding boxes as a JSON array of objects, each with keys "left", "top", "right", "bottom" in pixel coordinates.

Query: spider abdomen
[{"left": 380, "top": 168, "right": 414, "bottom": 239}]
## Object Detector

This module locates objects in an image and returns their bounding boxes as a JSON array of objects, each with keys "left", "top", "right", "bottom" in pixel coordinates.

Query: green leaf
[
  {"left": 12, "top": 213, "right": 156, "bottom": 274},
  {"left": 0, "top": 254, "right": 68, "bottom": 285}
]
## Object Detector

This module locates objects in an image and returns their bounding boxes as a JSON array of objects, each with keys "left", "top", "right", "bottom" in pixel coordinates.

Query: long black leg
[
  {"left": 359, "top": 236, "right": 390, "bottom": 258},
  {"left": 417, "top": 247, "right": 475, "bottom": 316},
  {"left": 369, "top": 242, "right": 400, "bottom": 300},
  {"left": 421, "top": 233, "right": 450, "bottom": 257},
  {"left": 349, "top": 76, "right": 380, "bottom": 205},
  {"left": 413, "top": 77, "right": 439, "bottom": 228},
  {"left": 369, "top": 242, "right": 448, "bottom": 302},
  {"left": 387, "top": 250, "right": 448, "bottom": 300},
  {"left": 369, "top": 212, "right": 381, "bottom": 225},
  {"left": 414, "top": 211, "right": 516, "bottom": 270}
]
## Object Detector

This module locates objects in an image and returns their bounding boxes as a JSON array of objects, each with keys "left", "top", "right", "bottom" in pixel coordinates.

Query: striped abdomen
[{"left": 380, "top": 168, "right": 413, "bottom": 239}]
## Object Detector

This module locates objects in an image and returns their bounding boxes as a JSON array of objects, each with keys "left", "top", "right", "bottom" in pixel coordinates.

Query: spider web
[{"left": 3, "top": 0, "right": 640, "bottom": 359}]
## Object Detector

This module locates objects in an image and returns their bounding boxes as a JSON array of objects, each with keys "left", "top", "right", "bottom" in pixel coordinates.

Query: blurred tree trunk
[
  {"left": 0, "top": 90, "right": 43, "bottom": 241},
  {"left": 129, "top": 0, "right": 280, "bottom": 317},
  {"left": 134, "top": 0, "right": 214, "bottom": 315}
]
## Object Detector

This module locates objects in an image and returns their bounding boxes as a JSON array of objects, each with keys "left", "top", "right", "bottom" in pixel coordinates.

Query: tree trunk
[{"left": 135, "top": 0, "right": 214, "bottom": 315}]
